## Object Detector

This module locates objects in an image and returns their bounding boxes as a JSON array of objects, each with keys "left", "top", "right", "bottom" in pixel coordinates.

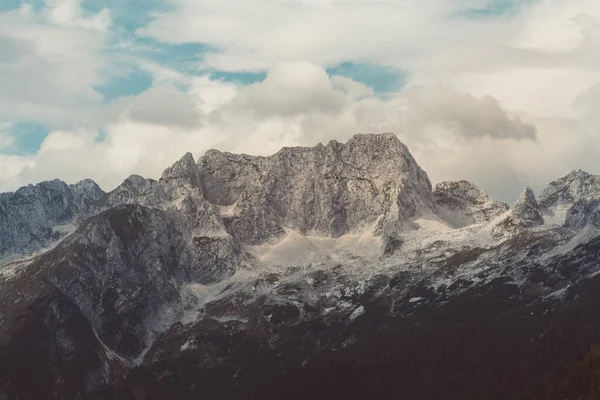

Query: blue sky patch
[
  {"left": 94, "top": 66, "right": 153, "bottom": 102},
  {"left": 8, "top": 122, "right": 48, "bottom": 155},
  {"left": 327, "top": 62, "right": 407, "bottom": 94},
  {"left": 0, "top": 0, "right": 21, "bottom": 12},
  {"left": 133, "top": 40, "right": 214, "bottom": 73},
  {"left": 84, "top": 0, "right": 173, "bottom": 32},
  {"left": 209, "top": 71, "right": 267, "bottom": 85},
  {"left": 457, "top": 0, "right": 535, "bottom": 18},
  {"left": 95, "top": 128, "right": 108, "bottom": 143}
]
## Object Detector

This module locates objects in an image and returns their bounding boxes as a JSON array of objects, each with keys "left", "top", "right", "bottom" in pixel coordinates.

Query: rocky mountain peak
[
  {"left": 517, "top": 186, "right": 537, "bottom": 202},
  {"left": 101, "top": 153, "right": 206, "bottom": 210},
  {"left": 433, "top": 180, "right": 508, "bottom": 227},
  {"left": 540, "top": 169, "right": 600, "bottom": 209},
  {"left": 70, "top": 178, "right": 103, "bottom": 195},
  {"left": 510, "top": 187, "right": 543, "bottom": 224},
  {"left": 161, "top": 152, "right": 198, "bottom": 182},
  {"left": 198, "top": 133, "right": 434, "bottom": 244},
  {"left": 99, "top": 175, "right": 155, "bottom": 208},
  {"left": 567, "top": 169, "right": 591, "bottom": 179},
  {"left": 13, "top": 178, "right": 67, "bottom": 195},
  {"left": 0, "top": 179, "right": 105, "bottom": 262},
  {"left": 491, "top": 186, "right": 543, "bottom": 239},
  {"left": 69, "top": 179, "right": 105, "bottom": 218},
  {"left": 346, "top": 131, "right": 399, "bottom": 143},
  {"left": 435, "top": 180, "right": 487, "bottom": 200},
  {"left": 324, "top": 133, "right": 419, "bottom": 175},
  {"left": 160, "top": 152, "right": 203, "bottom": 200},
  {"left": 125, "top": 174, "right": 147, "bottom": 185}
]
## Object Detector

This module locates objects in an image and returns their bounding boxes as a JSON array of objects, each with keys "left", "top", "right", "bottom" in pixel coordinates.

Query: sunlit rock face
[{"left": 198, "top": 133, "right": 435, "bottom": 245}]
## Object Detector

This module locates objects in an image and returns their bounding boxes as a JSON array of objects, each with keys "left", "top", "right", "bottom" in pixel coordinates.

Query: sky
[{"left": 1, "top": 0, "right": 600, "bottom": 202}]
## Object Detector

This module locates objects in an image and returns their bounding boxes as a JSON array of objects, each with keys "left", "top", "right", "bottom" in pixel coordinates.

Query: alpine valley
[{"left": 2, "top": 133, "right": 600, "bottom": 399}]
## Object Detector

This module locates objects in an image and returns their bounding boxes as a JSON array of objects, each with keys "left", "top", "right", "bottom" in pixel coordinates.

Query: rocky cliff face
[
  {"left": 491, "top": 187, "right": 544, "bottom": 239},
  {"left": 3, "top": 133, "right": 600, "bottom": 399},
  {"left": 539, "top": 169, "right": 600, "bottom": 209},
  {"left": 0, "top": 179, "right": 104, "bottom": 262},
  {"left": 42, "top": 203, "right": 243, "bottom": 361},
  {"left": 1, "top": 133, "right": 436, "bottom": 261},
  {"left": 101, "top": 152, "right": 205, "bottom": 210},
  {"left": 198, "top": 133, "right": 435, "bottom": 245},
  {"left": 433, "top": 180, "right": 508, "bottom": 227}
]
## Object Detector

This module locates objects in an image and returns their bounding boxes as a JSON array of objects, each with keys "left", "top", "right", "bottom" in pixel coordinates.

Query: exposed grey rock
[
  {"left": 42, "top": 203, "right": 242, "bottom": 360},
  {"left": 563, "top": 200, "right": 600, "bottom": 232},
  {"left": 491, "top": 187, "right": 543, "bottom": 239},
  {"left": 198, "top": 133, "right": 435, "bottom": 244},
  {"left": 433, "top": 180, "right": 508, "bottom": 227},
  {"left": 100, "top": 152, "right": 205, "bottom": 210},
  {"left": 0, "top": 179, "right": 104, "bottom": 261},
  {"left": 95, "top": 175, "right": 155, "bottom": 208},
  {"left": 160, "top": 152, "right": 203, "bottom": 197},
  {"left": 510, "top": 187, "right": 544, "bottom": 225},
  {"left": 99, "top": 153, "right": 228, "bottom": 239},
  {"left": 539, "top": 170, "right": 600, "bottom": 210},
  {"left": 5, "top": 136, "right": 600, "bottom": 267},
  {"left": 71, "top": 179, "right": 106, "bottom": 212}
]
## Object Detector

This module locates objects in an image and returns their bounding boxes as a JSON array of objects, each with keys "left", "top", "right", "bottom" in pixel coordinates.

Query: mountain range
[{"left": 2, "top": 133, "right": 600, "bottom": 399}]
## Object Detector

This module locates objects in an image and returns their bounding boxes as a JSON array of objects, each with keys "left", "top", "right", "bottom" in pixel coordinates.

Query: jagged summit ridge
[
  {"left": 511, "top": 187, "right": 543, "bottom": 225},
  {"left": 198, "top": 132, "right": 435, "bottom": 244},
  {"left": 3, "top": 134, "right": 600, "bottom": 263},
  {"left": 0, "top": 179, "right": 104, "bottom": 260},
  {"left": 491, "top": 186, "right": 544, "bottom": 239},
  {"left": 103, "top": 152, "right": 204, "bottom": 209},
  {"left": 540, "top": 169, "right": 600, "bottom": 209},
  {"left": 161, "top": 152, "right": 202, "bottom": 190}
]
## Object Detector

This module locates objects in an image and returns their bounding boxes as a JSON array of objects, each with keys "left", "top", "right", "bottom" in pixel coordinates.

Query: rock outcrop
[
  {"left": 198, "top": 133, "right": 435, "bottom": 244},
  {"left": 41, "top": 203, "right": 242, "bottom": 361},
  {"left": 491, "top": 187, "right": 544, "bottom": 239},
  {"left": 540, "top": 170, "right": 600, "bottom": 210},
  {"left": 433, "top": 180, "right": 508, "bottom": 227},
  {"left": 0, "top": 179, "right": 104, "bottom": 261}
]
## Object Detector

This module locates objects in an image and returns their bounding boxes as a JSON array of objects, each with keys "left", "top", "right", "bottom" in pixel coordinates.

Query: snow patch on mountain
[{"left": 248, "top": 228, "right": 383, "bottom": 267}]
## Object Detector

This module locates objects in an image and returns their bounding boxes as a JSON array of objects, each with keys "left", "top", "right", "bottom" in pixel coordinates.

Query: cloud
[
  {"left": 0, "top": 123, "right": 15, "bottom": 151},
  {"left": 0, "top": 62, "right": 545, "bottom": 202},
  {"left": 137, "top": 0, "right": 600, "bottom": 118},
  {"left": 0, "top": 4, "right": 108, "bottom": 126},
  {"left": 575, "top": 81, "right": 600, "bottom": 119},
  {"left": 2, "top": 0, "right": 600, "bottom": 205},
  {"left": 0, "top": 154, "right": 34, "bottom": 193},
  {"left": 138, "top": 0, "right": 458, "bottom": 71},
  {"left": 105, "top": 84, "right": 204, "bottom": 128},
  {"left": 137, "top": 0, "right": 561, "bottom": 76},
  {"left": 45, "top": 0, "right": 111, "bottom": 31},
  {"left": 401, "top": 88, "right": 538, "bottom": 141},
  {"left": 236, "top": 62, "right": 346, "bottom": 117}
]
